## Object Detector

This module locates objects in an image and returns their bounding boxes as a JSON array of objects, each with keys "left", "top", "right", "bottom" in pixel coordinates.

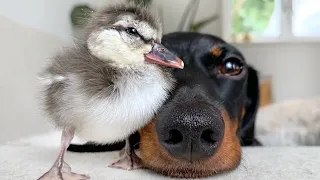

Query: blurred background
[{"left": 0, "top": 0, "right": 320, "bottom": 143}]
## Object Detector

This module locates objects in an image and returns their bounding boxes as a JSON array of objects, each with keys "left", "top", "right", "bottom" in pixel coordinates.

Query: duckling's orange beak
[{"left": 145, "top": 43, "right": 184, "bottom": 69}]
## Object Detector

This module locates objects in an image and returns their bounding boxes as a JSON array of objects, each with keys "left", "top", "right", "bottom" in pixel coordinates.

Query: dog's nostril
[
  {"left": 201, "top": 129, "right": 217, "bottom": 144},
  {"left": 164, "top": 129, "right": 183, "bottom": 144}
]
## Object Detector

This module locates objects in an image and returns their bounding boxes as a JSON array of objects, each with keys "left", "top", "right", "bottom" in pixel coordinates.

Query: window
[
  {"left": 222, "top": 0, "right": 320, "bottom": 43},
  {"left": 292, "top": 0, "right": 320, "bottom": 37}
]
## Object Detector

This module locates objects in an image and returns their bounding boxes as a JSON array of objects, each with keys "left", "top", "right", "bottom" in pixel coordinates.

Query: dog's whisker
[
  {"left": 236, "top": 147, "right": 249, "bottom": 173},
  {"left": 132, "top": 142, "right": 140, "bottom": 148}
]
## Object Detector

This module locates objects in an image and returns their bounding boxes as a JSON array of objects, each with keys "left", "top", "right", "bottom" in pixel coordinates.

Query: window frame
[{"left": 221, "top": 0, "right": 320, "bottom": 43}]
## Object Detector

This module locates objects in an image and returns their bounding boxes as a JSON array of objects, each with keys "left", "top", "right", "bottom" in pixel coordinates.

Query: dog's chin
[
  {"left": 142, "top": 154, "right": 241, "bottom": 178},
  {"left": 139, "top": 112, "right": 242, "bottom": 178}
]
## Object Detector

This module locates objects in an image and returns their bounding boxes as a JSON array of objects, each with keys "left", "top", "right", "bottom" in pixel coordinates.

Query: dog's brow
[{"left": 211, "top": 46, "right": 223, "bottom": 57}]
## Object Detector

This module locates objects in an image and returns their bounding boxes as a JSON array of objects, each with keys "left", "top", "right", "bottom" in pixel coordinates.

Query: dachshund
[{"left": 67, "top": 32, "right": 261, "bottom": 178}]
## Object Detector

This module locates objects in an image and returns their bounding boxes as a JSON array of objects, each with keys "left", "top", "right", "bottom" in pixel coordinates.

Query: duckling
[{"left": 37, "top": 3, "right": 183, "bottom": 180}]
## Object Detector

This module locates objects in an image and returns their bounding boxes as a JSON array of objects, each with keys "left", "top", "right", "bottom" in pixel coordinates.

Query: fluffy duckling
[{"left": 37, "top": 3, "right": 183, "bottom": 180}]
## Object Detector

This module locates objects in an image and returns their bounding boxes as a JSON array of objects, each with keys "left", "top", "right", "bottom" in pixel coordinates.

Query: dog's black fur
[{"left": 67, "top": 32, "right": 261, "bottom": 153}]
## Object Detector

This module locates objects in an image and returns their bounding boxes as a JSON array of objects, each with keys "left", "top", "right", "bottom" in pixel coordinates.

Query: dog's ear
[{"left": 240, "top": 65, "right": 262, "bottom": 146}]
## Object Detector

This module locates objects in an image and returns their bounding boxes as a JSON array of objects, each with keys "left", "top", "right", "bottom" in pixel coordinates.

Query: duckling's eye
[
  {"left": 219, "top": 58, "right": 243, "bottom": 76},
  {"left": 126, "top": 27, "right": 139, "bottom": 36}
]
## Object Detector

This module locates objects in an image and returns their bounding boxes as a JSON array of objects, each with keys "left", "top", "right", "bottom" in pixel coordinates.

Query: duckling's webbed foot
[
  {"left": 38, "top": 161, "right": 90, "bottom": 180},
  {"left": 38, "top": 128, "right": 90, "bottom": 180},
  {"left": 108, "top": 138, "right": 142, "bottom": 170}
]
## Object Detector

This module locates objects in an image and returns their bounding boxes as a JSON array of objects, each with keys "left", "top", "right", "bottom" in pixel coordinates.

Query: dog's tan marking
[{"left": 211, "top": 46, "right": 223, "bottom": 57}]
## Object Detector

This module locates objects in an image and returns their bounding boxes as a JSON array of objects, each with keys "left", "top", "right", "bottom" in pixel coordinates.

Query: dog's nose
[{"left": 156, "top": 106, "right": 225, "bottom": 162}]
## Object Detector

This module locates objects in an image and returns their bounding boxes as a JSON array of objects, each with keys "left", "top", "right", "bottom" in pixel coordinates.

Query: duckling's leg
[
  {"left": 38, "top": 128, "right": 90, "bottom": 180},
  {"left": 108, "top": 138, "right": 142, "bottom": 170}
]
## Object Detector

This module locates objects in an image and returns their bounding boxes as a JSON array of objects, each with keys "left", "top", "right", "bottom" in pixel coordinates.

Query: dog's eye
[
  {"left": 219, "top": 58, "right": 243, "bottom": 76},
  {"left": 126, "top": 27, "right": 139, "bottom": 36}
]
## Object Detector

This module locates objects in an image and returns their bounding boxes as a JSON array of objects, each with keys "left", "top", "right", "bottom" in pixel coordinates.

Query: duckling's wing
[{"left": 37, "top": 44, "right": 118, "bottom": 128}]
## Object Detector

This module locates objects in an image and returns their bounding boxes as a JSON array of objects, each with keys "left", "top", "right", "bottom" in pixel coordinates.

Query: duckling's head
[{"left": 85, "top": 4, "right": 183, "bottom": 69}]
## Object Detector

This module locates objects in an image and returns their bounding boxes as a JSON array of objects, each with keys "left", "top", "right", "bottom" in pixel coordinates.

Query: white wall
[
  {"left": 0, "top": 15, "right": 67, "bottom": 142},
  {"left": 152, "top": 0, "right": 221, "bottom": 35},
  {"left": 0, "top": 0, "right": 223, "bottom": 39},
  {"left": 80, "top": 0, "right": 222, "bottom": 35},
  {"left": 0, "top": 0, "right": 78, "bottom": 39},
  {"left": 0, "top": 0, "right": 127, "bottom": 40}
]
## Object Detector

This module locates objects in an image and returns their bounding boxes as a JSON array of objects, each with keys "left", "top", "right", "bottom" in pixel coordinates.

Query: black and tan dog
[{"left": 68, "top": 32, "right": 261, "bottom": 178}]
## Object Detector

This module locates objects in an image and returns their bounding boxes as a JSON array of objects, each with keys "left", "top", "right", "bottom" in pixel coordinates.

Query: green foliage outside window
[{"left": 233, "top": 0, "right": 275, "bottom": 35}]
